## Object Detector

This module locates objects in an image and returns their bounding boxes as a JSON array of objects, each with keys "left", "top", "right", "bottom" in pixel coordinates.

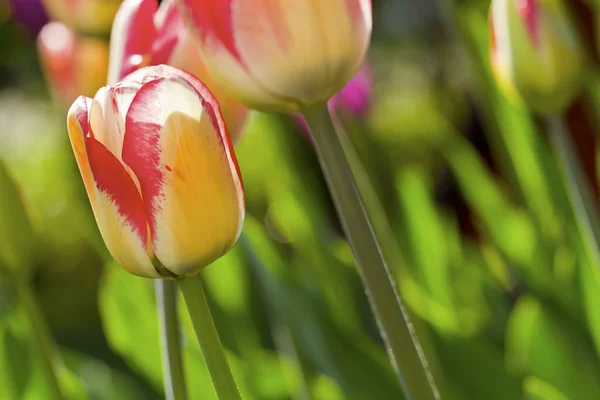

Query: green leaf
[
  {"left": 243, "top": 216, "right": 405, "bottom": 399},
  {"left": 523, "top": 376, "right": 569, "bottom": 400},
  {"left": 432, "top": 333, "right": 523, "bottom": 400},
  {"left": 0, "top": 325, "right": 31, "bottom": 399},
  {"left": 99, "top": 263, "right": 163, "bottom": 391},
  {"left": 0, "top": 161, "right": 36, "bottom": 275},
  {"left": 506, "top": 295, "right": 600, "bottom": 399}
]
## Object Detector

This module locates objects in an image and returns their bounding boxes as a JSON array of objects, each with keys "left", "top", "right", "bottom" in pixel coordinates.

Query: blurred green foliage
[{"left": 3, "top": 0, "right": 600, "bottom": 399}]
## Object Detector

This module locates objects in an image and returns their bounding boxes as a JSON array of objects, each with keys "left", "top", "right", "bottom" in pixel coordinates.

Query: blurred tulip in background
[
  {"left": 109, "top": 0, "right": 247, "bottom": 142},
  {"left": 67, "top": 65, "right": 244, "bottom": 278},
  {"left": 489, "top": 0, "right": 586, "bottom": 114},
  {"left": 37, "top": 21, "right": 109, "bottom": 109},
  {"left": 179, "top": 0, "right": 372, "bottom": 112}
]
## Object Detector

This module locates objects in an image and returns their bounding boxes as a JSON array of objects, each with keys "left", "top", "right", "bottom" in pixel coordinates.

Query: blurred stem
[
  {"left": 301, "top": 103, "right": 439, "bottom": 400},
  {"left": 178, "top": 277, "right": 242, "bottom": 400},
  {"left": 155, "top": 279, "right": 188, "bottom": 400},
  {"left": 547, "top": 116, "right": 600, "bottom": 271},
  {"left": 13, "top": 275, "right": 65, "bottom": 400}
]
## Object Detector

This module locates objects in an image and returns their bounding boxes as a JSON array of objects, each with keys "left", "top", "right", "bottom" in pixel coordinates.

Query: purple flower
[
  {"left": 328, "top": 64, "right": 372, "bottom": 118},
  {"left": 10, "top": 0, "right": 48, "bottom": 36}
]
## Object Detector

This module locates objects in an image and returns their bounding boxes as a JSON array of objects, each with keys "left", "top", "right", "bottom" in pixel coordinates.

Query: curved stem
[
  {"left": 177, "top": 277, "right": 242, "bottom": 400},
  {"left": 155, "top": 279, "right": 188, "bottom": 400},
  {"left": 301, "top": 103, "right": 439, "bottom": 400},
  {"left": 14, "top": 276, "right": 65, "bottom": 400}
]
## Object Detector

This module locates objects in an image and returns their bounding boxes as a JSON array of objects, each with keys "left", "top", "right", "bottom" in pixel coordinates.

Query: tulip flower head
[
  {"left": 109, "top": 0, "right": 247, "bottom": 142},
  {"left": 179, "top": 0, "right": 372, "bottom": 113},
  {"left": 38, "top": 21, "right": 109, "bottom": 109},
  {"left": 67, "top": 65, "right": 245, "bottom": 278},
  {"left": 489, "top": 0, "right": 586, "bottom": 115}
]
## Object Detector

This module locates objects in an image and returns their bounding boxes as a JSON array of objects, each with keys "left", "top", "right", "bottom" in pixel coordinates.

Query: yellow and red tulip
[
  {"left": 109, "top": 0, "right": 248, "bottom": 142},
  {"left": 489, "top": 0, "right": 586, "bottom": 114},
  {"left": 178, "top": 0, "right": 372, "bottom": 113},
  {"left": 37, "top": 21, "right": 109, "bottom": 109},
  {"left": 67, "top": 65, "right": 245, "bottom": 278},
  {"left": 40, "top": 0, "right": 121, "bottom": 35}
]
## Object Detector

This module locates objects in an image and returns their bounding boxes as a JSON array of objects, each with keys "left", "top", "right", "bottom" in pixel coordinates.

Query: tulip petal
[
  {"left": 151, "top": 0, "right": 184, "bottom": 65},
  {"left": 67, "top": 97, "right": 157, "bottom": 277},
  {"left": 108, "top": 0, "right": 157, "bottom": 84},
  {"left": 180, "top": 0, "right": 299, "bottom": 112},
  {"left": 89, "top": 83, "right": 142, "bottom": 166},
  {"left": 67, "top": 96, "right": 97, "bottom": 201},
  {"left": 312, "top": 0, "right": 372, "bottom": 96},
  {"left": 122, "top": 75, "right": 244, "bottom": 275}
]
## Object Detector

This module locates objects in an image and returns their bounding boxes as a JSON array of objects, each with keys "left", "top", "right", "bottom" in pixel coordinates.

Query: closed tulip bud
[
  {"left": 38, "top": 22, "right": 109, "bottom": 109},
  {"left": 489, "top": 0, "right": 586, "bottom": 115},
  {"left": 179, "top": 0, "right": 372, "bottom": 113},
  {"left": 108, "top": 0, "right": 248, "bottom": 142},
  {"left": 40, "top": 0, "right": 121, "bottom": 35},
  {"left": 66, "top": 65, "right": 245, "bottom": 278}
]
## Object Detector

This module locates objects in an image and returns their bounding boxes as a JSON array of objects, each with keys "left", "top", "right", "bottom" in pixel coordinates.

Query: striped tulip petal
[
  {"left": 107, "top": 0, "right": 157, "bottom": 84},
  {"left": 67, "top": 96, "right": 157, "bottom": 277},
  {"left": 122, "top": 73, "right": 244, "bottom": 275}
]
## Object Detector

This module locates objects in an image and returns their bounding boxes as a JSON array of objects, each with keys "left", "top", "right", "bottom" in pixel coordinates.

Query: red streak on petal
[
  {"left": 85, "top": 137, "right": 148, "bottom": 243},
  {"left": 181, "top": 0, "right": 244, "bottom": 65},
  {"left": 345, "top": 0, "right": 370, "bottom": 25},
  {"left": 151, "top": 1, "right": 184, "bottom": 65},
  {"left": 122, "top": 78, "right": 166, "bottom": 241},
  {"left": 120, "top": 0, "right": 158, "bottom": 80},
  {"left": 518, "top": 0, "right": 539, "bottom": 47},
  {"left": 74, "top": 95, "right": 92, "bottom": 138}
]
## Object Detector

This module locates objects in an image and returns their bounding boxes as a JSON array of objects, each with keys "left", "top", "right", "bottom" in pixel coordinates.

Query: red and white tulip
[
  {"left": 67, "top": 65, "right": 245, "bottom": 277},
  {"left": 178, "top": 0, "right": 372, "bottom": 113},
  {"left": 109, "top": 0, "right": 247, "bottom": 142}
]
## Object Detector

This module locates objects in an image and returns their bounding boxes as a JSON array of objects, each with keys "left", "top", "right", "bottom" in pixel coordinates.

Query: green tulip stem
[
  {"left": 547, "top": 115, "right": 600, "bottom": 270},
  {"left": 301, "top": 103, "right": 439, "bottom": 400},
  {"left": 155, "top": 279, "right": 188, "bottom": 400},
  {"left": 14, "top": 276, "right": 65, "bottom": 400},
  {"left": 178, "top": 277, "right": 242, "bottom": 400}
]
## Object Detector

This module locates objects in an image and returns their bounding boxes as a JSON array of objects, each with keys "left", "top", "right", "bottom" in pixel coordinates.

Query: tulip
[
  {"left": 108, "top": 0, "right": 248, "bottom": 142},
  {"left": 489, "top": 0, "right": 586, "bottom": 115},
  {"left": 66, "top": 65, "right": 245, "bottom": 278},
  {"left": 38, "top": 22, "right": 109, "bottom": 109},
  {"left": 40, "top": 0, "right": 121, "bottom": 35},
  {"left": 178, "top": 0, "right": 372, "bottom": 113}
]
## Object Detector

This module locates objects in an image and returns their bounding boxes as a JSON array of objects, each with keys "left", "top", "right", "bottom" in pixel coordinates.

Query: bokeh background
[{"left": 2, "top": 0, "right": 600, "bottom": 398}]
